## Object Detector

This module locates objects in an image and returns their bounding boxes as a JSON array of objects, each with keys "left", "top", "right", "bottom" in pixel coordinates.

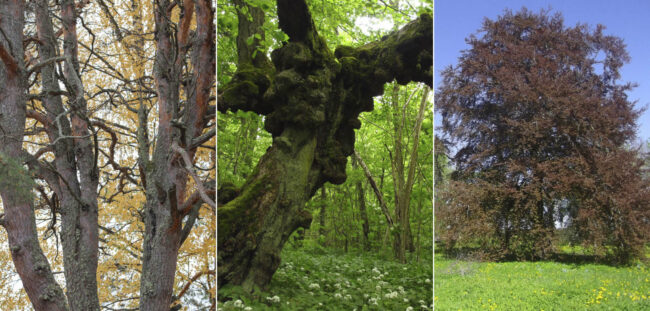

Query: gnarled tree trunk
[{"left": 218, "top": 0, "right": 431, "bottom": 291}]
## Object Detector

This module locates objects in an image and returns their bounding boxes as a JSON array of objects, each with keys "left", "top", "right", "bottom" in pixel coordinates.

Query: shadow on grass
[{"left": 435, "top": 242, "right": 633, "bottom": 266}]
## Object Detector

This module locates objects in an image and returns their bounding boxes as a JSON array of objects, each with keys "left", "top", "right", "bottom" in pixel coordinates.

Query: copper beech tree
[
  {"left": 217, "top": 0, "right": 432, "bottom": 292},
  {"left": 0, "top": 0, "right": 215, "bottom": 310},
  {"left": 436, "top": 8, "right": 649, "bottom": 262}
]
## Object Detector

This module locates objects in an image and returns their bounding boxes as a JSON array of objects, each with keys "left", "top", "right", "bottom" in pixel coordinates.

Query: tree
[
  {"left": 436, "top": 8, "right": 649, "bottom": 262},
  {"left": 0, "top": 1, "right": 216, "bottom": 310},
  {"left": 217, "top": 0, "right": 432, "bottom": 291}
]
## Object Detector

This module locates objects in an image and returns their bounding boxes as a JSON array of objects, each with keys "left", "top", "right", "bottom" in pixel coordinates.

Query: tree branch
[
  {"left": 0, "top": 43, "right": 19, "bottom": 76},
  {"left": 171, "top": 141, "right": 216, "bottom": 209}
]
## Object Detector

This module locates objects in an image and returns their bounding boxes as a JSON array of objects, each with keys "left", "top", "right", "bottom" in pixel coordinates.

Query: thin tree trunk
[
  {"left": 354, "top": 151, "right": 394, "bottom": 228},
  {"left": 319, "top": 186, "right": 327, "bottom": 239},
  {"left": 357, "top": 180, "right": 371, "bottom": 251}
]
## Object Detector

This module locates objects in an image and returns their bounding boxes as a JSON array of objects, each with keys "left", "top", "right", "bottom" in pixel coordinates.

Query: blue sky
[{"left": 435, "top": 0, "right": 650, "bottom": 144}]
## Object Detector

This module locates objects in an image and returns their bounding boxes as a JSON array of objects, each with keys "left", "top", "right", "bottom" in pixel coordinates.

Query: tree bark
[
  {"left": 140, "top": 0, "right": 215, "bottom": 310},
  {"left": 57, "top": 1, "right": 101, "bottom": 308},
  {"left": 0, "top": 1, "right": 69, "bottom": 310},
  {"left": 218, "top": 0, "right": 431, "bottom": 291}
]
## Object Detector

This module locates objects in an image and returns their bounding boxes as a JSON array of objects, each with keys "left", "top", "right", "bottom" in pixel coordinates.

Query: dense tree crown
[{"left": 436, "top": 8, "right": 648, "bottom": 262}]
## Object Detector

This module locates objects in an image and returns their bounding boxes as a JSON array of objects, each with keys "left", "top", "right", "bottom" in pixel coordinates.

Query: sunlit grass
[{"left": 434, "top": 250, "right": 650, "bottom": 310}]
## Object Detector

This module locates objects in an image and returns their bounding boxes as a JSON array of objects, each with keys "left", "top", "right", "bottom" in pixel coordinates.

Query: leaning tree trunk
[
  {"left": 0, "top": 1, "right": 69, "bottom": 309},
  {"left": 218, "top": 0, "right": 431, "bottom": 291}
]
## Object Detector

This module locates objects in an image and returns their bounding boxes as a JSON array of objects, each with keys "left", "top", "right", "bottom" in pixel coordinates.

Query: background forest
[{"left": 217, "top": 0, "right": 433, "bottom": 310}]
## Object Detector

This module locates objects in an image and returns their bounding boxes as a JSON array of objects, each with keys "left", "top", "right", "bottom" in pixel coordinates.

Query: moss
[
  {"left": 217, "top": 176, "right": 270, "bottom": 246},
  {"left": 217, "top": 182, "right": 238, "bottom": 205}
]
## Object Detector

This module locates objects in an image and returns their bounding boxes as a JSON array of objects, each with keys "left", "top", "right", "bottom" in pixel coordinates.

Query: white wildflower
[
  {"left": 372, "top": 267, "right": 381, "bottom": 274},
  {"left": 421, "top": 305, "right": 428, "bottom": 309},
  {"left": 406, "top": 307, "right": 414, "bottom": 311},
  {"left": 364, "top": 294, "right": 369, "bottom": 298},
  {"left": 345, "top": 294, "right": 352, "bottom": 300},
  {"left": 266, "top": 295, "right": 280, "bottom": 303},
  {"left": 244, "top": 307, "right": 252, "bottom": 311},
  {"left": 369, "top": 297, "right": 378, "bottom": 305},
  {"left": 419, "top": 300, "right": 425, "bottom": 305},
  {"left": 334, "top": 283, "right": 341, "bottom": 289},
  {"left": 334, "top": 293, "right": 342, "bottom": 298},
  {"left": 403, "top": 298, "right": 409, "bottom": 303},
  {"left": 233, "top": 300, "right": 243, "bottom": 308},
  {"left": 376, "top": 285, "right": 381, "bottom": 291},
  {"left": 425, "top": 278, "right": 431, "bottom": 284},
  {"left": 384, "top": 291, "right": 399, "bottom": 299},
  {"left": 308, "top": 283, "right": 320, "bottom": 290}
]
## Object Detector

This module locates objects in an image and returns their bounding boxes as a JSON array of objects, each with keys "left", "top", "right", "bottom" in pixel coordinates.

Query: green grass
[
  {"left": 218, "top": 245, "right": 433, "bottom": 310},
  {"left": 434, "top": 251, "right": 650, "bottom": 310}
]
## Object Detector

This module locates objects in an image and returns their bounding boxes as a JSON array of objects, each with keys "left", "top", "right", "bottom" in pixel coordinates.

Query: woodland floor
[
  {"left": 434, "top": 248, "right": 650, "bottom": 310},
  {"left": 218, "top": 243, "right": 434, "bottom": 310}
]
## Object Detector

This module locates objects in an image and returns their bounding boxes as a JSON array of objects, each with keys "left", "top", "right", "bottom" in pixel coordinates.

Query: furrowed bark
[
  {"left": 0, "top": 1, "right": 69, "bottom": 310},
  {"left": 218, "top": 0, "right": 431, "bottom": 290},
  {"left": 140, "top": 0, "right": 215, "bottom": 310},
  {"left": 57, "top": 1, "right": 100, "bottom": 309}
]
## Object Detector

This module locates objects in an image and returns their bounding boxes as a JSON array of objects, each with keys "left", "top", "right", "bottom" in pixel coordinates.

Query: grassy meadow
[{"left": 434, "top": 249, "right": 650, "bottom": 310}]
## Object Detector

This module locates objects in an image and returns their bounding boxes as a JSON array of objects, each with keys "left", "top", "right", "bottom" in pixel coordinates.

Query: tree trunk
[
  {"left": 319, "top": 185, "right": 327, "bottom": 239},
  {"left": 140, "top": 0, "right": 215, "bottom": 310},
  {"left": 218, "top": 0, "right": 431, "bottom": 291},
  {"left": 57, "top": 1, "right": 101, "bottom": 308},
  {"left": 0, "top": 1, "right": 69, "bottom": 309},
  {"left": 390, "top": 86, "right": 429, "bottom": 263},
  {"left": 355, "top": 151, "right": 394, "bottom": 228},
  {"left": 357, "top": 180, "right": 371, "bottom": 251}
]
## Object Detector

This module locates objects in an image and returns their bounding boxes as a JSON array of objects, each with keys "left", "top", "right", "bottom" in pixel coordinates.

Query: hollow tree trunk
[{"left": 218, "top": 0, "right": 431, "bottom": 291}]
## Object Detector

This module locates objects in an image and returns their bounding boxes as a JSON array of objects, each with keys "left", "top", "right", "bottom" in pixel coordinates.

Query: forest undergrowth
[{"left": 218, "top": 242, "right": 433, "bottom": 310}]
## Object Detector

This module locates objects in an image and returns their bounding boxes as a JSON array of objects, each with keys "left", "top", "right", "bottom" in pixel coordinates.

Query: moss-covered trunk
[{"left": 218, "top": 126, "right": 317, "bottom": 292}]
